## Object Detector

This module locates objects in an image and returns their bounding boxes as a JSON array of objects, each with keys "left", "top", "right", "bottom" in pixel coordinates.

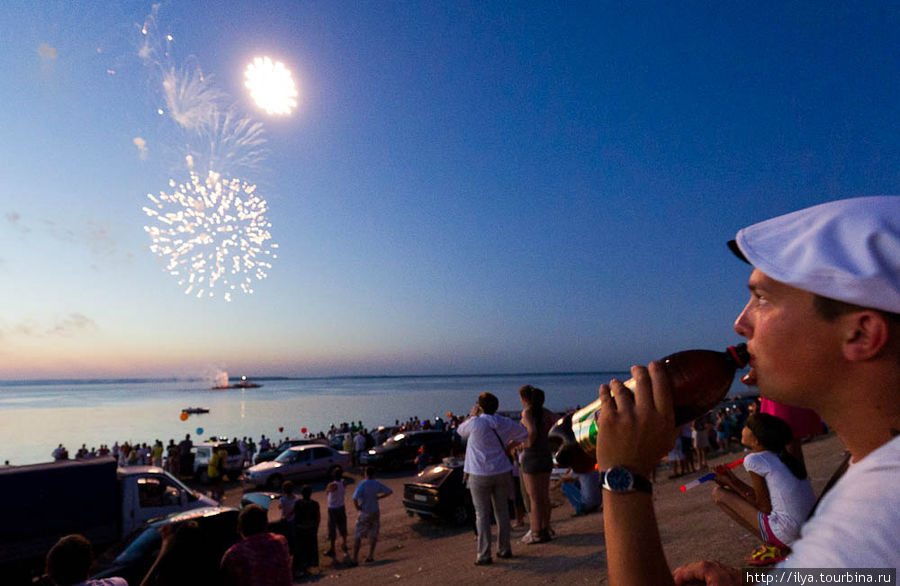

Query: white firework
[
  {"left": 143, "top": 171, "right": 278, "bottom": 301},
  {"left": 245, "top": 57, "right": 298, "bottom": 115}
]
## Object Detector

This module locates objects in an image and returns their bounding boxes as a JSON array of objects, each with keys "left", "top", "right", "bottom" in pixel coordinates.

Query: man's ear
[{"left": 842, "top": 311, "right": 890, "bottom": 361}]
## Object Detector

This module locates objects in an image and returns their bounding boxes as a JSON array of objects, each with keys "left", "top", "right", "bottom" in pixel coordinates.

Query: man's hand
[
  {"left": 673, "top": 560, "right": 741, "bottom": 586},
  {"left": 595, "top": 361, "right": 679, "bottom": 477}
]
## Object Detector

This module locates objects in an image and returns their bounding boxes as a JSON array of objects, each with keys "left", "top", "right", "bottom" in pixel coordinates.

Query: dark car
[
  {"left": 90, "top": 506, "right": 240, "bottom": 585},
  {"left": 255, "top": 438, "right": 321, "bottom": 463},
  {"left": 361, "top": 430, "right": 452, "bottom": 470},
  {"left": 403, "top": 458, "right": 473, "bottom": 524}
]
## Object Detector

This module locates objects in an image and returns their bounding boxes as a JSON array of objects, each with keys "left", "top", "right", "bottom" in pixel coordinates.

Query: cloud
[
  {"left": 5, "top": 211, "right": 30, "bottom": 233},
  {"left": 133, "top": 137, "right": 148, "bottom": 160},
  {"left": 45, "top": 313, "right": 98, "bottom": 337},
  {"left": 0, "top": 314, "right": 99, "bottom": 340},
  {"left": 37, "top": 43, "right": 58, "bottom": 60}
]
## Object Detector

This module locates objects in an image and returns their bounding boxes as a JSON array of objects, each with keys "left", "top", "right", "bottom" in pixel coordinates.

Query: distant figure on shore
[
  {"left": 350, "top": 466, "right": 393, "bottom": 565},
  {"left": 44, "top": 534, "right": 126, "bottom": 585},
  {"left": 178, "top": 434, "right": 193, "bottom": 476},
  {"left": 517, "top": 385, "right": 556, "bottom": 544},
  {"left": 457, "top": 391, "right": 527, "bottom": 565},
  {"left": 51, "top": 444, "right": 68, "bottom": 461},
  {"left": 712, "top": 413, "right": 815, "bottom": 565},
  {"left": 324, "top": 467, "right": 350, "bottom": 559},
  {"left": 220, "top": 504, "right": 292, "bottom": 586}
]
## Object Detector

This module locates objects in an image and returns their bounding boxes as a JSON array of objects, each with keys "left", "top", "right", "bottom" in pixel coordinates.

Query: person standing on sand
[
  {"left": 589, "top": 196, "right": 900, "bottom": 585},
  {"left": 350, "top": 466, "right": 393, "bottom": 565},
  {"left": 457, "top": 392, "right": 528, "bottom": 565},
  {"left": 324, "top": 467, "right": 350, "bottom": 559},
  {"left": 517, "top": 385, "right": 556, "bottom": 544},
  {"left": 220, "top": 504, "right": 292, "bottom": 586}
]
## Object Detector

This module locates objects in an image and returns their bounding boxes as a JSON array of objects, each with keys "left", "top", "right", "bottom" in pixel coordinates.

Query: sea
[{"left": 0, "top": 372, "right": 750, "bottom": 466}]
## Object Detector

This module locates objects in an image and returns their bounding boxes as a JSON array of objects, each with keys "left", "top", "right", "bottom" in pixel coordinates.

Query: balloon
[
  {"left": 180, "top": 412, "right": 189, "bottom": 421},
  {"left": 196, "top": 427, "right": 204, "bottom": 435},
  {"left": 446, "top": 411, "right": 452, "bottom": 418},
  {"left": 301, "top": 427, "right": 307, "bottom": 434},
  {"left": 278, "top": 426, "right": 284, "bottom": 433}
]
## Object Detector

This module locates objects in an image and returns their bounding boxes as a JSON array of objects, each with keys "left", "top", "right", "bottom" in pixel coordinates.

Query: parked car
[
  {"left": 360, "top": 430, "right": 452, "bottom": 470},
  {"left": 191, "top": 441, "right": 244, "bottom": 483},
  {"left": 90, "top": 506, "right": 240, "bottom": 585},
  {"left": 244, "top": 445, "right": 351, "bottom": 490},
  {"left": 255, "top": 438, "right": 321, "bottom": 464},
  {"left": 402, "top": 457, "right": 473, "bottom": 524}
]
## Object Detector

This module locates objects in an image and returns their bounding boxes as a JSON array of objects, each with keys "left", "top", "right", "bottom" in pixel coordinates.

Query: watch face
[{"left": 605, "top": 467, "right": 634, "bottom": 491}]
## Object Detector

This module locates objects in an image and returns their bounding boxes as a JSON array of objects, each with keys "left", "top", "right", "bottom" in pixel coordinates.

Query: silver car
[{"left": 244, "top": 445, "right": 351, "bottom": 489}]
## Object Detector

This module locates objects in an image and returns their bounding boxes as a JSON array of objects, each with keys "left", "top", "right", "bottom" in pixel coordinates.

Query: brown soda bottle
[{"left": 548, "top": 344, "right": 749, "bottom": 473}]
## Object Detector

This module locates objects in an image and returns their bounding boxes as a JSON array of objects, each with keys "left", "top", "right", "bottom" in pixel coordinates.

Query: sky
[{"left": 1, "top": 2, "right": 898, "bottom": 380}]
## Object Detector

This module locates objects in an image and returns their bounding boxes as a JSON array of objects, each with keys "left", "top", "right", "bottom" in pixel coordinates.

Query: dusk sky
[{"left": 1, "top": 2, "right": 898, "bottom": 380}]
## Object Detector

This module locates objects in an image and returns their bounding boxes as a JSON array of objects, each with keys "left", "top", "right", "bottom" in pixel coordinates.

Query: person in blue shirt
[{"left": 350, "top": 467, "right": 393, "bottom": 565}]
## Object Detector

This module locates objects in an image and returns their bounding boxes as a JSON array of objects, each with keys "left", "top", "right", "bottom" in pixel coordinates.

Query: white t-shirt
[
  {"left": 781, "top": 435, "right": 900, "bottom": 568},
  {"left": 743, "top": 450, "right": 815, "bottom": 544},
  {"left": 457, "top": 414, "right": 527, "bottom": 476},
  {"left": 327, "top": 480, "right": 346, "bottom": 509}
]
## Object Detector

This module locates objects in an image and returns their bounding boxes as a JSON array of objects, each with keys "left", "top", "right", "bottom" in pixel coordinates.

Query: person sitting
[
  {"left": 560, "top": 467, "right": 602, "bottom": 516},
  {"left": 220, "top": 504, "right": 292, "bottom": 586},
  {"left": 712, "top": 413, "right": 815, "bottom": 566},
  {"left": 44, "top": 534, "right": 126, "bottom": 586}
]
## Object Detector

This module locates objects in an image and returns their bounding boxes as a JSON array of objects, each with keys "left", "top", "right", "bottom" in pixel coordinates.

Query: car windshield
[
  {"left": 384, "top": 433, "right": 407, "bottom": 446},
  {"left": 116, "top": 526, "right": 161, "bottom": 564},
  {"left": 275, "top": 449, "right": 306, "bottom": 463}
]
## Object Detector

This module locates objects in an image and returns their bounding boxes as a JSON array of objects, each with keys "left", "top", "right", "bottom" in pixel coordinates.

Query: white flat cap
[{"left": 729, "top": 196, "right": 900, "bottom": 314}]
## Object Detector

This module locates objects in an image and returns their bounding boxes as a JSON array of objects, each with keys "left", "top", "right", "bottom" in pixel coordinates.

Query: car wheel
[
  {"left": 267, "top": 474, "right": 283, "bottom": 490},
  {"left": 452, "top": 503, "right": 470, "bottom": 525}
]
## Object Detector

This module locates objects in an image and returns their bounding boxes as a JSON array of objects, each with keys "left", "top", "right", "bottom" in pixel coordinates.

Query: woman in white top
[{"left": 712, "top": 412, "right": 816, "bottom": 565}]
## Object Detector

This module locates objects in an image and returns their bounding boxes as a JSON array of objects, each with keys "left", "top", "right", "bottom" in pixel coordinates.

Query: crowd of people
[{"left": 33, "top": 198, "right": 900, "bottom": 585}]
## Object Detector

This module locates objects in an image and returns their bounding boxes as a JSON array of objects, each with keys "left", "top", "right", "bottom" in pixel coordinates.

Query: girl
[
  {"left": 517, "top": 385, "right": 556, "bottom": 544},
  {"left": 712, "top": 413, "right": 816, "bottom": 565}
]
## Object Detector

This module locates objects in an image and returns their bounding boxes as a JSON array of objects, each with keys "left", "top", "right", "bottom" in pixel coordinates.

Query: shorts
[
  {"left": 520, "top": 447, "right": 553, "bottom": 475},
  {"left": 757, "top": 511, "right": 797, "bottom": 548},
  {"left": 355, "top": 511, "right": 380, "bottom": 540},
  {"left": 328, "top": 506, "right": 348, "bottom": 540}
]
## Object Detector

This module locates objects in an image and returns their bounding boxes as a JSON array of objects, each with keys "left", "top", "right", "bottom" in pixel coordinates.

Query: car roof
[{"left": 288, "top": 444, "right": 329, "bottom": 452}]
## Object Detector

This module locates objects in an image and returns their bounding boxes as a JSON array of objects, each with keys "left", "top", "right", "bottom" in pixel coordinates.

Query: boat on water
[
  {"left": 181, "top": 407, "right": 210, "bottom": 414},
  {"left": 210, "top": 374, "right": 262, "bottom": 390}
]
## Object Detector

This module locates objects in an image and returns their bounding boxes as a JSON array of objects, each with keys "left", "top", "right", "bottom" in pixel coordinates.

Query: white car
[
  {"left": 191, "top": 442, "right": 244, "bottom": 483},
  {"left": 244, "top": 445, "right": 351, "bottom": 489}
]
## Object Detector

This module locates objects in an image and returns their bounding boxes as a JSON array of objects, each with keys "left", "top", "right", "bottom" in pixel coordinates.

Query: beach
[{"left": 217, "top": 432, "right": 845, "bottom": 585}]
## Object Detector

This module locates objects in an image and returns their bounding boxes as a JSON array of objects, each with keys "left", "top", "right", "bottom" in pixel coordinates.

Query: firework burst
[{"left": 143, "top": 171, "right": 278, "bottom": 301}]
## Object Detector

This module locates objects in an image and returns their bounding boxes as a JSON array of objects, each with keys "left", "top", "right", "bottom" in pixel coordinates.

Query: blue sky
[{"left": 1, "top": 2, "right": 898, "bottom": 379}]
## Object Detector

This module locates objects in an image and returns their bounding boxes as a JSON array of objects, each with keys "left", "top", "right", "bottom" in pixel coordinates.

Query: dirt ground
[{"left": 219, "top": 433, "right": 846, "bottom": 585}]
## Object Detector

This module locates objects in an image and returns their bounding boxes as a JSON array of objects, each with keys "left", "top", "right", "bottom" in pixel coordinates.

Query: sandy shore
[{"left": 214, "top": 432, "right": 846, "bottom": 585}]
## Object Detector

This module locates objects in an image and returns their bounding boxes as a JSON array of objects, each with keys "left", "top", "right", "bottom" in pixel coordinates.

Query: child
[{"left": 712, "top": 413, "right": 816, "bottom": 566}]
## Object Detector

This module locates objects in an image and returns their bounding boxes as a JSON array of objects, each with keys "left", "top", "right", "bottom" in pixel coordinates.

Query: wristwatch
[{"left": 601, "top": 466, "right": 652, "bottom": 494}]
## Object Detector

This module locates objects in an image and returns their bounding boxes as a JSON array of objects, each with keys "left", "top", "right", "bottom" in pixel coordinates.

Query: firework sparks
[
  {"left": 143, "top": 171, "right": 278, "bottom": 301},
  {"left": 244, "top": 57, "right": 298, "bottom": 115}
]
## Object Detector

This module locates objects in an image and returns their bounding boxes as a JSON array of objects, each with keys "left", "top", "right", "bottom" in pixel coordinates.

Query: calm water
[
  {"left": 0, "top": 373, "right": 623, "bottom": 466},
  {"left": 0, "top": 372, "right": 750, "bottom": 466}
]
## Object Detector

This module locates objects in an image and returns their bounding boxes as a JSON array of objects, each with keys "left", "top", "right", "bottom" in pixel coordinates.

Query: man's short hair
[
  {"left": 477, "top": 392, "right": 499, "bottom": 415},
  {"left": 238, "top": 504, "right": 268, "bottom": 537},
  {"left": 813, "top": 294, "right": 900, "bottom": 324},
  {"left": 46, "top": 534, "right": 93, "bottom": 585}
]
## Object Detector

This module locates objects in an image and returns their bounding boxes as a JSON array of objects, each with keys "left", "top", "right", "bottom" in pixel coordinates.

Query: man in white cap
[{"left": 592, "top": 196, "right": 900, "bottom": 585}]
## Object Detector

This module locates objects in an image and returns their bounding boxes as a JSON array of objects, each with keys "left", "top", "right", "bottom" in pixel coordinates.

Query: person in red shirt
[{"left": 220, "top": 505, "right": 292, "bottom": 586}]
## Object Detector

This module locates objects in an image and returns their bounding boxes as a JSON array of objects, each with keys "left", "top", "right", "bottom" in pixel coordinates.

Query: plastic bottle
[{"left": 549, "top": 344, "right": 749, "bottom": 472}]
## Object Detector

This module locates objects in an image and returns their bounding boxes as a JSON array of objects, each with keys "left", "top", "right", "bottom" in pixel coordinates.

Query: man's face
[{"left": 733, "top": 270, "right": 841, "bottom": 409}]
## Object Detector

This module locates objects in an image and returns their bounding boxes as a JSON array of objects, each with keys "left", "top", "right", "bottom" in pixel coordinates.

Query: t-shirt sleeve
[{"left": 743, "top": 451, "right": 772, "bottom": 477}]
